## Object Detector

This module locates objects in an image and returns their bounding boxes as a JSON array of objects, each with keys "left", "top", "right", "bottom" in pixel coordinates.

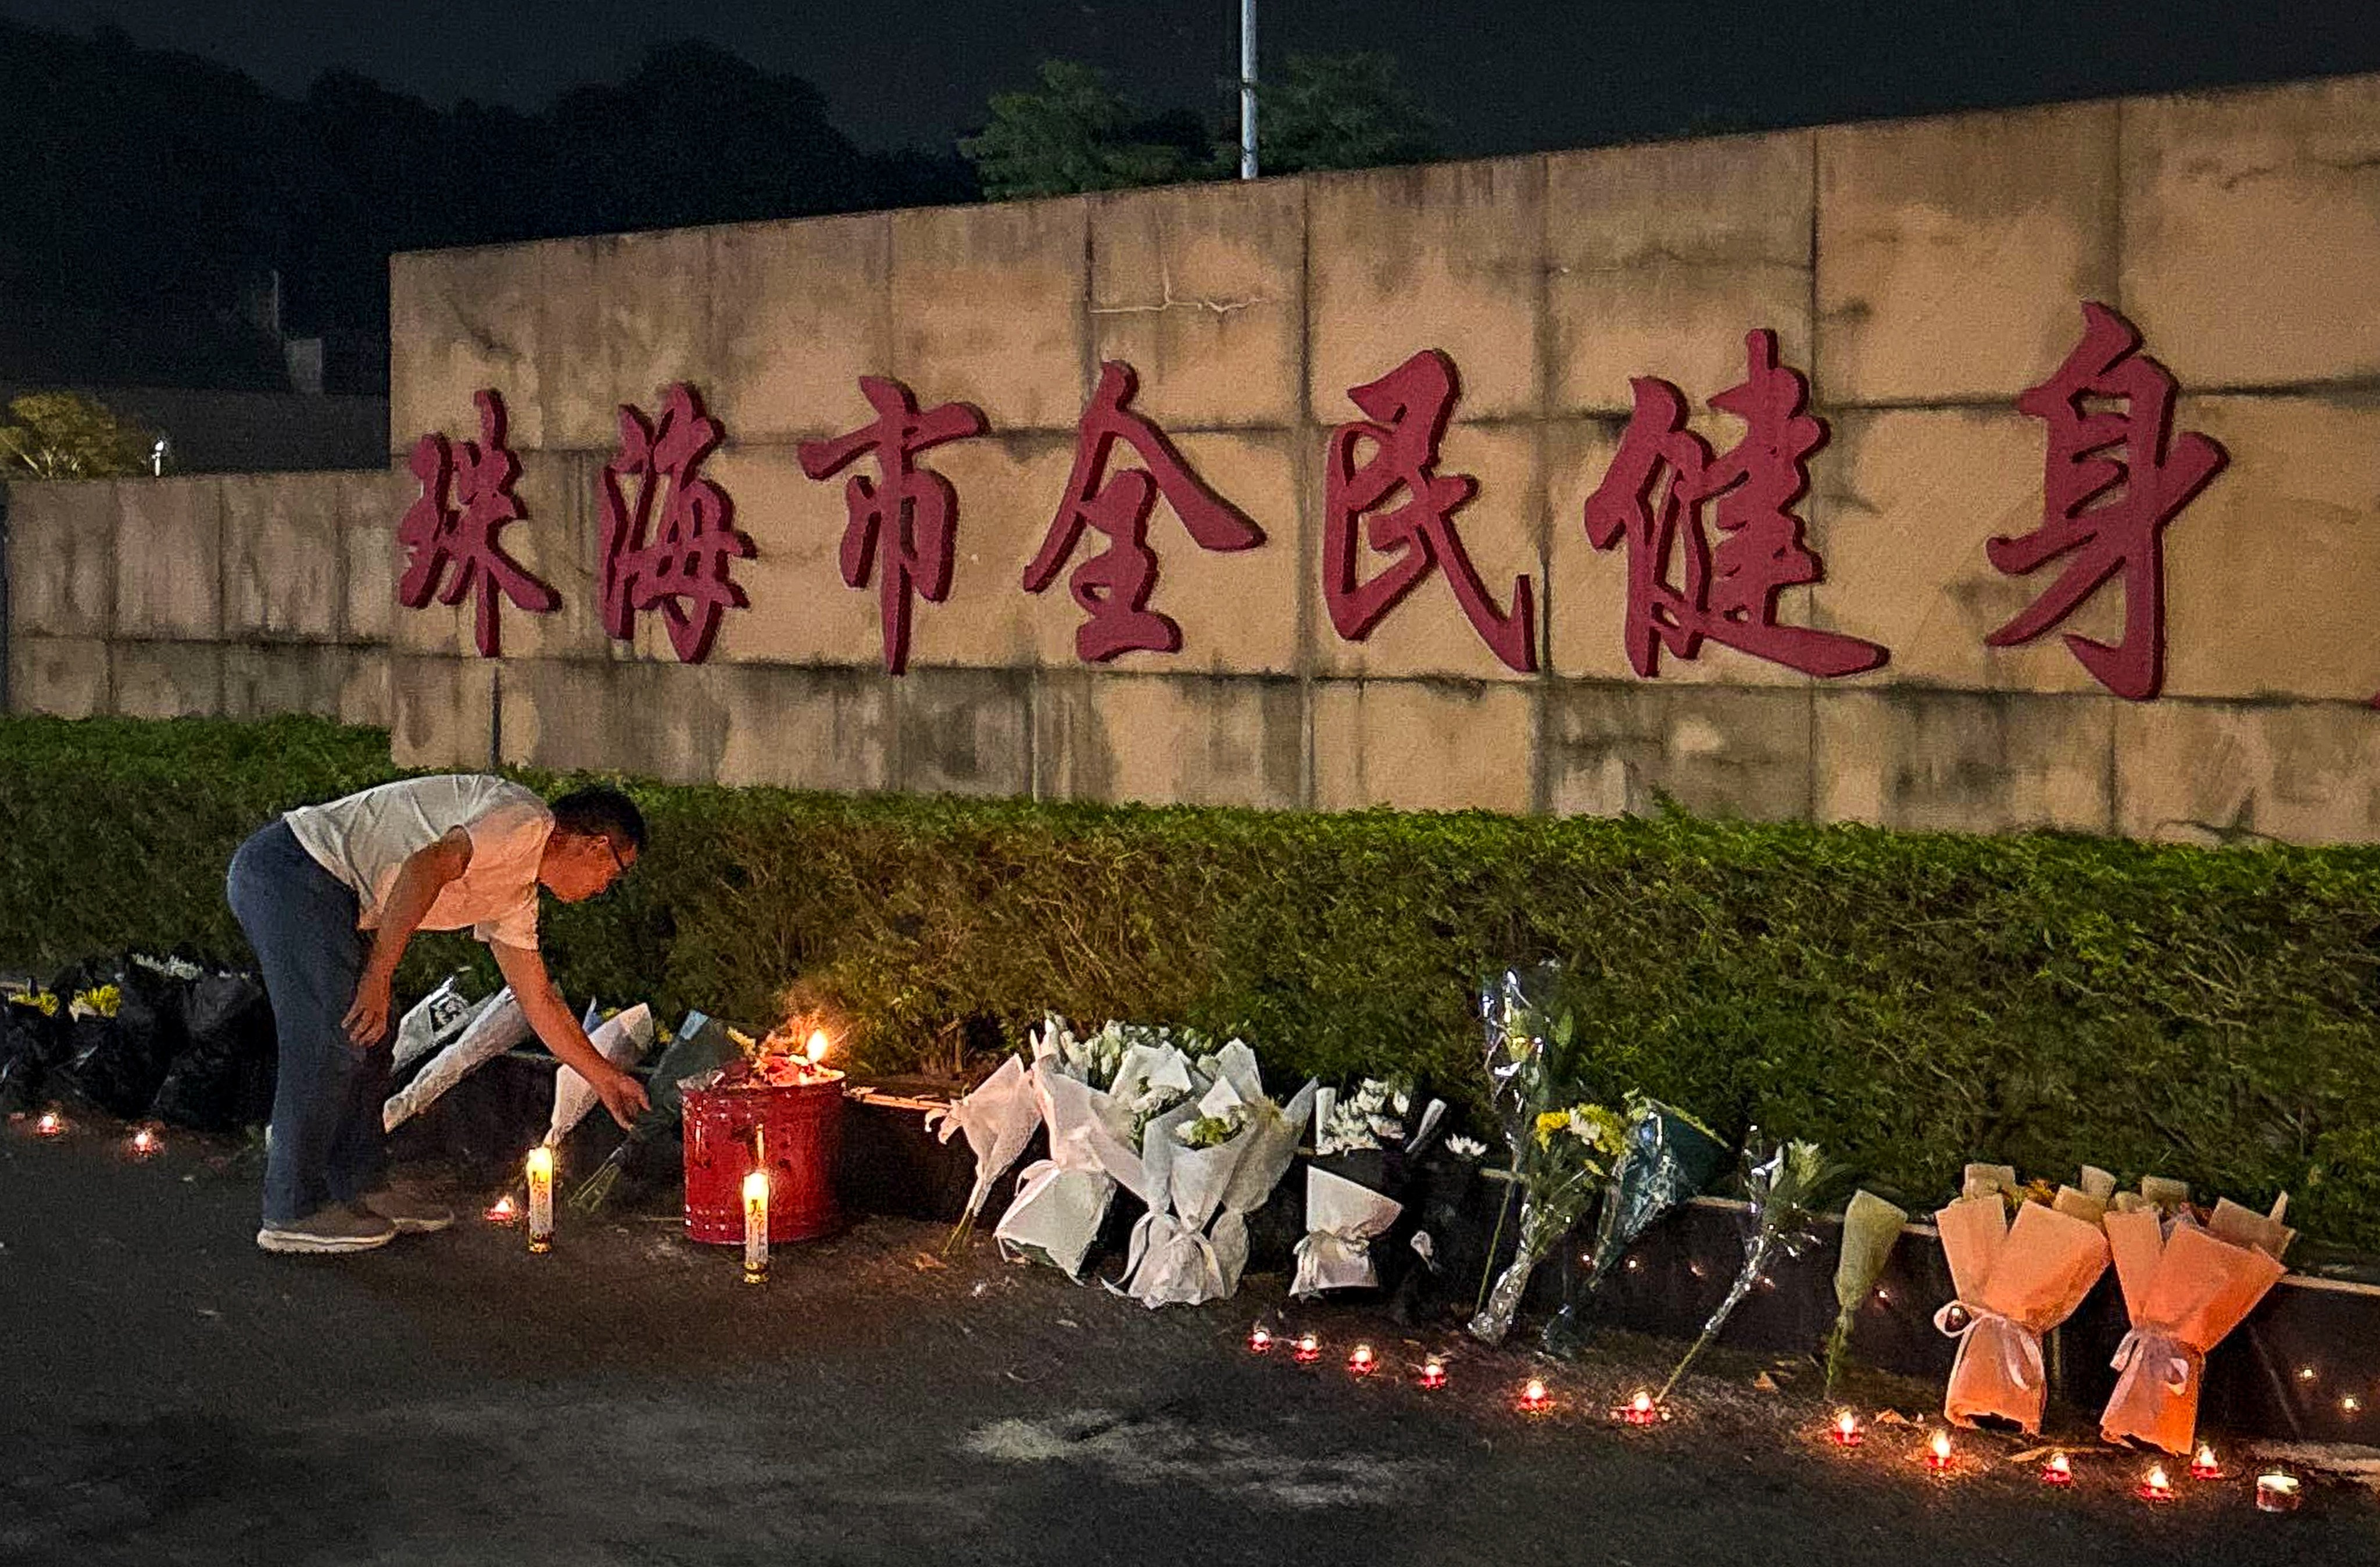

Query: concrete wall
[{"left": 13, "top": 74, "right": 2380, "bottom": 845}]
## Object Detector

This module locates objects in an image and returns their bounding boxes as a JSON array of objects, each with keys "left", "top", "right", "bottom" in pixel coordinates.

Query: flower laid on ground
[
  {"left": 1824, "top": 1189, "right": 1910, "bottom": 1397},
  {"left": 5, "top": 988, "right": 62, "bottom": 1018},
  {"left": 1444, "top": 1135, "right": 1487, "bottom": 1160},
  {"left": 1659, "top": 1135, "right": 1850, "bottom": 1402},
  {"left": 1316, "top": 1077, "right": 1421, "bottom": 1155},
  {"left": 69, "top": 983, "right": 122, "bottom": 1021}
]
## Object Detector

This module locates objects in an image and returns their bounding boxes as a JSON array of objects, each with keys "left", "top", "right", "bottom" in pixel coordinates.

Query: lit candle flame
[
  {"left": 484, "top": 1194, "right": 517, "bottom": 1222},
  {"left": 2191, "top": 1444, "right": 2220, "bottom": 1479},
  {"left": 1520, "top": 1378, "right": 1550, "bottom": 1412},
  {"left": 35, "top": 1110, "right": 63, "bottom": 1137},
  {"left": 1420, "top": 1357, "right": 1447, "bottom": 1388},
  {"left": 1833, "top": 1409, "right": 1861, "bottom": 1446},
  {"left": 1293, "top": 1333, "right": 1320, "bottom": 1363},
  {"left": 804, "top": 1029, "right": 831, "bottom": 1065},
  {"left": 1348, "top": 1343, "right": 1375, "bottom": 1375},
  {"left": 1928, "top": 1429, "right": 1953, "bottom": 1468},
  {"left": 130, "top": 1128, "right": 158, "bottom": 1156},
  {"left": 525, "top": 1145, "right": 555, "bottom": 1253},
  {"left": 743, "top": 1168, "right": 770, "bottom": 1284},
  {"left": 2044, "top": 1451, "right": 2073, "bottom": 1484},
  {"left": 1248, "top": 1326, "right": 1272, "bottom": 1353},
  {"left": 2143, "top": 1464, "right": 2173, "bottom": 1500},
  {"left": 1634, "top": 1390, "right": 1653, "bottom": 1414}
]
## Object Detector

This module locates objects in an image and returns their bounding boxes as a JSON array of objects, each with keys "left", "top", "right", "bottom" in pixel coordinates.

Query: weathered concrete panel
[
  {"left": 339, "top": 468, "right": 409, "bottom": 644},
  {"left": 709, "top": 664, "right": 894, "bottom": 793},
  {"left": 113, "top": 478, "right": 223, "bottom": 641},
  {"left": 538, "top": 228, "right": 716, "bottom": 453},
  {"left": 1311, "top": 678, "right": 1534, "bottom": 814},
  {"left": 1308, "top": 158, "right": 1544, "bottom": 423},
  {"left": 7, "top": 635, "right": 109, "bottom": 717},
  {"left": 486, "top": 452, "right": 618, "bottom": 663},
  {"left": 2115, "top": 699, "right": 2380, "bottom": 846},
  {"left": 708, "top": 212, "right": 893, "bottom": 444},
  {"left": 498, "top": 659, "right": 726, "bottom": 784},
  {"left": 222, "top": 643, "right": 352, "bottom": 719},
  {"left": 1090, "top": 180, "right": 1305, "bottom": 430},
  {"left": 223, "top": 473, "right": 343, "bottom": 642},
  {"left": 1545, "top": 416, "right": 1813, "bottom": 688},
  {"left": 110, "top": 641, "right": 222, "bottom": 719},
  {"left": 1808, "top": 407, "right": 2120, "bottom": 693},
  {"left": 893, "top": 666, "right": 1032, "bottom": 798},
  {"left": 2123, "top": 75, "right": 2380, "bottom": 388},
  {"left": 4, "top": 481, "right": 114, "bottom": 638},
  {"left": 1035, "top": 670, "right": 1303, "bottom": 810},
  {"left": 1308, "top": 420, "right": 1540, "bottom": 682},
  {"left": 390, "top": 244, "right": 546, "bottom": 456},
  {"left": 1816, "top": 102, "right": 2119, "bottom": 405},
  {"left": 339, "top": 652, "right": 393, "bottom": 728},
  {"left": 1548, "top": 131, "right": 1814, "bottom": 417},
  {"left": 389, "top": 655, "right": 495, "bottom": 771},
  {"left": 891, "top": 198, "right": 1089, "bottom": 434},
  {"left": 2160, "top": 395, "right": 2380, "bottom": 703},
  {"left": 1547, "top": 682, "right": 1812, "bottom": 821},
  {"left": 1814, "top": 688, "right": 2113, "bottom": 833},
  {"left": 702, "top": 441, "right": 910, "bottom": 668}
]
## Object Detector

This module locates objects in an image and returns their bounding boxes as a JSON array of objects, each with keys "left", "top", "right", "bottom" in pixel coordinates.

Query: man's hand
[
  {"left": 597, "top": 1067, "right": 650, "bottom": 1129},
  {"left": 343, "top": 972, "right": 395, "bottom": 1050}
]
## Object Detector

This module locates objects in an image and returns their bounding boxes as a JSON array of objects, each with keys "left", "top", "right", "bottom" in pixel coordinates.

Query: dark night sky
[{"left": 5, "top": 0, "right": 2379, "bottom": 156}]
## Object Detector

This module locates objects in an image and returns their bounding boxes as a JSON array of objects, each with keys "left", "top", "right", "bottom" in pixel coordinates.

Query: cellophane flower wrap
[
  {"left": 1544, "top": 1095, "right": 1727, "bottom": 1352},
  {"left": 1466, "top": 967, "right": 1627, "bottom": 1346},
  {"left": 567, "top": 1010, "right": 742, "bottom": 1212},
  {"left": 543, "top": 1003, "right": 656, "bottom": 1149},
  {"left": 1933, "top": 1179, "right": 2111, "bottom": 1433},
  {"left": 2099, "top": 1195, "right": 2291, "bottom": 1454},
  {"left": 1823, "top": 1189, "right": 1910, "bottom": 1396},
  {"left": 1659, "top": 1137, "right": 1845, "bottom": 1401},
  {"left": 926, "top": 1052, "right": 1041, "bottom": 1251}
]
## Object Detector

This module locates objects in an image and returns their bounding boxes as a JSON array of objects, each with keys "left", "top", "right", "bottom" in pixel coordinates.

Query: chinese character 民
[
  {"left": 1987, "top": 301, "right": 2227, "bottom": 700},
  {"left": 1022, "top": 361, "right": 1265, "bottom": 663},
  {"left": 598, "top": 382, "right": 754, "bottom": 665},
  {"left": 798, "top": 377, "right": 987, "bottom": 675},
  {"left": 1582, "top": 329, "right": 1886, "bottom": 679},
  {"left": 1323, "top": 348, "right": 1535, "bottom": 672},
  {"left": 396, "top": 389, "right": 557, "bottom": 658}
]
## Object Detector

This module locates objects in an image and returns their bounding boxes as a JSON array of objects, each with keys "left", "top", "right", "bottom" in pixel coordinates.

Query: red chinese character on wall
[
  {"left": 597, "top": 383, "right": 753, "bottom": 665},
  {"left": 1583, "top": 330, "right": 1886, "bottom": 679},
  {"left": 396, "top": 389, "right": 558, "bottom": 658},
  {"left": 1323, "top": 349, "right": 1536, "bottom": 674},
  {"left": 1987, "top": 301, "right": 2227, "bottom": 701},
  {"left": 1022, "top": 361, "right": 1265, "bottom": 663},
  {"left": 797, "top": 377, "right": 987, "bottom": 675}
]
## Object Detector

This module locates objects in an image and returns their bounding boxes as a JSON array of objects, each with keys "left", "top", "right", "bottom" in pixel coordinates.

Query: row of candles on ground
[
  {"left": 1248, "top": 1323, "right": 2305, "bottom": 1514},
  {"left": 33, "top": 1108, "right": 160, "bottom": 1157},
  {"left": 489, "top": 1144, "right": 776, "bottom": 1283}
]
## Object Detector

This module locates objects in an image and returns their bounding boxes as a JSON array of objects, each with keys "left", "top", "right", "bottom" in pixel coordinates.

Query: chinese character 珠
[
  {"left": 1022, "top": 361, "right": 1265, "bottom": 663},
  {"left": 396, "top": 388, "right": 558, "bottom": 657},
  {"left": 1323, "top": 348, "right": 1535, "bottom": 672},
  {"left": 598, "top": 383, "right": 754, "bottom": 665},
  {"left": 798, "top": 377, "right": 987, "bottom": 675},
  {"left": 1582, "top": 329, "right": 1886, "bottom": 679},
  {"left": 1987, "top": 300, "right": 2227, "bottom": 700}
]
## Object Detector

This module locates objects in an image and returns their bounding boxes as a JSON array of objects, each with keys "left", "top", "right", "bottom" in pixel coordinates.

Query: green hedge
[{"left": 5, "top": 713, "right": 2379, "bottom": 1250}]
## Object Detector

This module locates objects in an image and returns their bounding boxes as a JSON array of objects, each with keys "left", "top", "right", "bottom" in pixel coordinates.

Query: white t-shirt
[{"left": 285, "top": 775, "right": 553, "bottom": 950}]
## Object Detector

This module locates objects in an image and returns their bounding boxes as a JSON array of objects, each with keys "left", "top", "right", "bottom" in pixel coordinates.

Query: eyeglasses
[{"left": 602, "top": 838, "right": 629, "bottom": 876}]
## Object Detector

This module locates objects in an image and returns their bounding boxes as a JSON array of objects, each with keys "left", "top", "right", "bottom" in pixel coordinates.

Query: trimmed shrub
[{"left": 3, "top": 714, "right": 2378, "bottom": 1248}]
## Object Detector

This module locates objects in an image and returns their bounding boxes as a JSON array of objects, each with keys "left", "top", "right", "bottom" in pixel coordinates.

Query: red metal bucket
[{"left": 682, "top": 1072, "right": 845, "bottom": 1244}]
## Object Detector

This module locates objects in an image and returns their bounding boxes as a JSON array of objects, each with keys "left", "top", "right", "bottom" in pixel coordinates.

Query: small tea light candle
[
  {"left": 2256, "top": 1472, "right": 2301, "bottom": 1513},
  {"left": 2190, "top": 1444, "right": 2221, "bottom": 1481},
  {"left": 1518, "top": 1378, "right": 1552, "bottom": 1414},
  {"left": 1830, "top": 1409, "right": 1863, "bottom": 1447},
  {"left": 525, "top": 1145, "right": 554, "bottom": 1253},
  {"left": 1617, "top": 1389, "right": 1661, "bottom": 1426},
  {"left": 1247, "top": 1325, "right": 1273, "bottom": 1354},
  {"left": 1926, "top": 1429, "right": 1954, "bottom": 1471},
  {"left": 1292, "top": 1332, "right": 1322, "bottom": 1364},
  {"left": 34, "top": 1110, "right": 64, "bottom": 1138},
  {"left": 483, "top": 1193, "right": 518, "bottom": 1224},
  {"left": 2141, "top": 1464, "right": 2175, "bottom": 1502},
  {"left": 129, "top": 1126, "right": 159, "bottom": 1158},
  {"left": 742, "top": 1168, "right": 770, "bottom": 1285},
  {"left": 1419, "top": 1357, "right": 1448, "bottom": 1390},
  {"left": 1347, "top": 1343, "right": 1376, "bottom": 1377},
  {"left": 2042, "top": 1451, "right": 2073, "bottom": 1486}
]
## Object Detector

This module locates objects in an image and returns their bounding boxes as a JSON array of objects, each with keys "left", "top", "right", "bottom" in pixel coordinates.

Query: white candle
[
  {"left": 743, "top": 1168, "right": 770, "bottom": 1283},
  {"left": 525, "top": 1146, "right": 554, "bottom": 1253}
]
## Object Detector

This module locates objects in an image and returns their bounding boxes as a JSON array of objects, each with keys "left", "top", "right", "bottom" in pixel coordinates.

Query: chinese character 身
[
  {"left": 1987, "top": 301, "right": 2227, "bottom": 700},
  {"left": 597, "top": 383, "right": 753, "bottom": 666},
  {"left": 396, "top": 389, "right": 558, "bottom": 658},
  {"left": 1582, "top": 329, "right": 1885, "bottom": 679},
  {"left": 799, "top": 377, "right": 987, "bottom": 675},
  {"left": 1323, "top": 349, "right": 1536, "bottom": 673},
  {"left": 1022, "top": 361, "right": 1265, "bottom": 663}
]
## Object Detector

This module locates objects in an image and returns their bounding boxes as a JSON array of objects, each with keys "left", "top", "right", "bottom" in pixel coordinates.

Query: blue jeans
[{"left": 226, "top": 819, "right": 391, "bottom": 1225}]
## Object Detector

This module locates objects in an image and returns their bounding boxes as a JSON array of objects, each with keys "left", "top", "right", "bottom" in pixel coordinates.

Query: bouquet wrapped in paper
[
  {"left": 926, "top": 1053, "right": 1040, "bottom": 1251},
  {"left": 390, "top": 974, "right": 478, "bottom": 1074},
  {"left": 1659, "top": 1136, "right": 1845, "bottom": 1401},
  {"left": 993, "top": 1017, "right": 1179, "bottom": 1280},
  {"left": 382, "top": 985, "right": 531, "bottom": 1132},
  {"left": 2099, "top": 1192, "right": 2292, "bottom": 1454},
  {"left": 1823, "top": 1189, "right": 1910, "bottom": 1396},
  {"left": 1293, "top": 1165, "right": 1405, "bottom": 1297},
  {"left": 1202, "top": 1042, "right": 1315, "bottom": 1297},
  {"left": 1544, "top": 1095, "right": 1727, "bottom": 1353},
  {"left": 1292, "top": 1075, "right": 1444, "bottom": 1300},
  {"left": 1933, "top": 1169, "right": 2112, "bottom": 1433},
  {"left": 542, "top": 1003, "right": 655, "bottom": 1149}
]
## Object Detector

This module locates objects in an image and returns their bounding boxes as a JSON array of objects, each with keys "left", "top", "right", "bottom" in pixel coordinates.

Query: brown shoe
[{"left": 359, "top": 1187, "right": 454, "bottom": 1234}]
